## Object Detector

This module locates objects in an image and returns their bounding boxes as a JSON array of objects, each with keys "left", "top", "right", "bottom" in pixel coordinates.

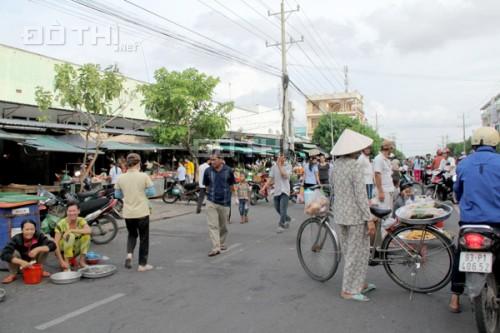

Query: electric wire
[{"left": 65, "top": 0, "right": 282, "bottom": 77}]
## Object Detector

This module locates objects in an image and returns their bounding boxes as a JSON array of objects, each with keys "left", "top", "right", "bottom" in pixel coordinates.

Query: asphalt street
[{"left": 0, "top": 200, "right": 475, "bottom": 333}]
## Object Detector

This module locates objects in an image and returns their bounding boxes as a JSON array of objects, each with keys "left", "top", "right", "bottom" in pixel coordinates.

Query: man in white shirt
[
  {"left": 196, "top": 159, "right": 211, "bottom": 214},
  {"left": 357, "top": 146, "right": 374, "bottom": 200},
  {"left": 108, "top": 161, "right": 122, "bottom": 185},
  {"left": 176, "top": 161, "right": 186, "bottom": 185},
  {"left": 373, "top": 140, "right": 395, "bottom": 209},
  {"left": 373, "top": 140, "right": 395, "bottom": 249}
]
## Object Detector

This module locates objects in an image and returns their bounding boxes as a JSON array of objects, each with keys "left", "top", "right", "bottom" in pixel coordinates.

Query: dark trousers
[
  {"left": 273, "top": 193, "right": 289, "bottom": 227},
  {"left": 125, "top": 216, "right": 150, "bottom": 266},
  {"left": 450, "top": 242, "right": 464, "bottom": 294},
  {"left": 197, "top": 188, "right": 206, "bottom": 214}
]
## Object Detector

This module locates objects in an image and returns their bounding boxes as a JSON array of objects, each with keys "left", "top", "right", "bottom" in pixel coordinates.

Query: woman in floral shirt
[{"left": 331, "top": 129, "right": 377, "bottom": 302}]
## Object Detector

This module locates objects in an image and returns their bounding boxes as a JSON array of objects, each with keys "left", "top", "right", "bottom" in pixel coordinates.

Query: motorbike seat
[
  {"left": 77, "top": 188, "right": 100, "bottom": 200},
  {"left": 460, "top": 224, "right": 500, "bottom": 238},
  {"left": 370, "top": 206, "right": 392, "bottom": 219},
  {"left": 184, "top": 183, "right": 197, "bottom": 191},
  {"left": 79, "top": 197, "right": 109, "bottom": 216}
]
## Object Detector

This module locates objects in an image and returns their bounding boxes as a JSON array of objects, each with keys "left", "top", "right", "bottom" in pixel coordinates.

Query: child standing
[{"left": 236, "top": 176, "right": 251, "bottom": 224}]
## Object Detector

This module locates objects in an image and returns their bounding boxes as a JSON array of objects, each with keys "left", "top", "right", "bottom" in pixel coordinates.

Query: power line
[
  {"left": 289, "top": 0, "right": 346, "bottom": 83},
  {"left": 123, "top": 0, "right": 265, "bottom": 62},
  {"left": 295, "top": 42, "right": 338, "bottom": 91},
  {"left": 284, "top": 0, "right": 345, "bottom": 87},
  {"left": 209, "top": 0, "right": 278, "bottom": 42},
  {"left": 243, "top": 0, "right": 341, "bottom": 92},
  {"left": 64, "top": 0, "right": 282, "bottom": 77}
]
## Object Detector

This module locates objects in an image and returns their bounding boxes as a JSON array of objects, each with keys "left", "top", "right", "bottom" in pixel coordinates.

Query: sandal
[
  {"left": 124, "top": 258, "right": 132, "bottom": 269},
  {"left": 361, "top": 283, "right": 376, "bottom": 294},
  {"left": 42, "top": 271, "right": 51, "bottom": 278},
  {"left": 341, "top": 292, "right": 370, "bottom": 302},
  {"left": 208, "top": 249, "right": 220, "bottom": 257},
  {"left": 1, "top": 275, "right": 17, "bottom": 284},
  {"left": 220, "top": 244, "right": 227, "bottom": 251}
]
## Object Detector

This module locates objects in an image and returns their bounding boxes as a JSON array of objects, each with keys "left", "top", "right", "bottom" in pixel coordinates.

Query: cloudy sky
[{"left": 2, "top": 0, "right": 499, "bottom": 155}]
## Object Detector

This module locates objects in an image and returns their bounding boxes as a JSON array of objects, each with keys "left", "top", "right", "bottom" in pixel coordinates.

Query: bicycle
[{"left": 296, "top": 202, "right": 455, "bottom": 293}]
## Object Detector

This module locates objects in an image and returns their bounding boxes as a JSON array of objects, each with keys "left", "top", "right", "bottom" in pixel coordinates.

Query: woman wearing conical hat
[{"left": 331, "top": 129, "right": 377, "bottom": 302}]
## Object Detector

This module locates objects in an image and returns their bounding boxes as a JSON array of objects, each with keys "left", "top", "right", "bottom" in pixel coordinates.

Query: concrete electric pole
[{"left": 267, "top": 1, "right": 303, "bottom": 154}]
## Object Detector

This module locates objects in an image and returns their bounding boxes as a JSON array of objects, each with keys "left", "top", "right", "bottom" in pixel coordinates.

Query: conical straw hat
[{"left": 330, "top": 129, "right": 373, "bottom": 156}]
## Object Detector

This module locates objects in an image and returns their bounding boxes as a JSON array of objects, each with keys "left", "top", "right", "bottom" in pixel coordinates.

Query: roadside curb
[{"left": 117, "top": 210, "right": 196, "bottom": 229}]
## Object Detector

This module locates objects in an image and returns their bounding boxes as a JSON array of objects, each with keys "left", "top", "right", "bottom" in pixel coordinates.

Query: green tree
[
  {"left": 140, "top": 67, "right": 233, "bottom": 160},
  {"left": 447, "top": 138, "right": 472, "bottom": 156},
  {"left": 312, "top": 113, "right": 405, "bottom": 159},
  {"left": 35, "top": 63, "right": 132, "bottom": 188}
]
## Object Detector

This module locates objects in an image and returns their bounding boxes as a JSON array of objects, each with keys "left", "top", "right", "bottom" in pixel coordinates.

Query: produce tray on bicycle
[{"left": 395, "top": 200, "right": 452, "bottom": 225}]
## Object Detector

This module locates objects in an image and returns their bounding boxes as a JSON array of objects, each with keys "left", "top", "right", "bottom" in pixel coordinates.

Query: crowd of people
[{"left": 1, "top": 127, "right": 499, "bottom": 318}]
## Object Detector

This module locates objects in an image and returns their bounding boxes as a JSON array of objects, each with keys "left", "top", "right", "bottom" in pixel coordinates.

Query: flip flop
[
  {"left": 1, "top": 275, "right": 17, "bottom": 284},
  {"left": 361, "top": 283, "right": 376, "bottom": 294},
  {"left": 341, "top": 293, "right": 370, "bottom": 302},
  {"left": 208, "top": 250, "right": 220, "bottom": 257}
]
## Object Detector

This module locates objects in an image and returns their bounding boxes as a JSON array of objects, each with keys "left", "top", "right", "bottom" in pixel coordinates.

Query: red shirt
[{"left": 431, "top": 156, "right": 444, "bottom": 170}]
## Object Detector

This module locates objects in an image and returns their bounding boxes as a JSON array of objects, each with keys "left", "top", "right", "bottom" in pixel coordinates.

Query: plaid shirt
[{"left": 237, "top": 183, "right": 251, "bottom": 199}]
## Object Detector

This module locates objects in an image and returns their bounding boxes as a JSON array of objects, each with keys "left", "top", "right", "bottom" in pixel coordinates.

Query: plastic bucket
[{"left": 23, "top": 264, "right": 42, "bottom": 285}]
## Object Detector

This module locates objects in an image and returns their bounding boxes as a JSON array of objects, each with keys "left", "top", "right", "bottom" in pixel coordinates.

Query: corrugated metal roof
[
  {"left": 22, "top": 135, "right": 92, "bottom": 153},
  {"left": 0, "top": 118, "right": 151, "bottom": 137}
]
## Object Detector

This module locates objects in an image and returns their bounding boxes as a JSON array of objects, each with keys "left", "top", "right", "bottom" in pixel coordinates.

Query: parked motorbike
[
  {"left": 289, "top": 181, "right": 302, "bottom": 203},
  {"left": 162, "top": 178, "right": 199, "bottom": 204},
  {"left": 249, "top": 180, "right": 269, "bottom": 206},
  {"left": 425, "top": 170, "right": 457, "bottom": 203},
  {"left": 38, "top": 186, "right": 119, "bottom": 244},
  {"left": 400, "top": 169, "right": 424, "bottom": 195},
  {"left": 423, "top": 165, "right": 433, "bottom": 185},
  {"left": 459, "top": 224, "right": 500, "bottom": 333},
  {"left": 59, "top": 182, "right": 123, "bottom": 219}
]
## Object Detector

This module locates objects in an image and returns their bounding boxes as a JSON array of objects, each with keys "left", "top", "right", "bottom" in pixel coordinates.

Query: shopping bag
[{"left": 304, "top": 189, "right": 329, "bottom": 216}]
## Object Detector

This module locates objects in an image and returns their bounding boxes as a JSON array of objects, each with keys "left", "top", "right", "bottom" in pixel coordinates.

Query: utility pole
[
  {"left": 344, "top": 65, "right": 349, "bottom": 93},
  {"left": 375, "top": 111, "right": 379, "bottom": 132},
  {"left": 462, "top": 112, "right": 466, "bottom": 154},
  {"left": 267, "top": 1, "right": 303, "bottom": 154}
]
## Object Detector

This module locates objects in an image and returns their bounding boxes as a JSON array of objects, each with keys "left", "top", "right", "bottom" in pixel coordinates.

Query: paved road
[{"left": 0, "top": 201, "right": 475, "bottom": 333}]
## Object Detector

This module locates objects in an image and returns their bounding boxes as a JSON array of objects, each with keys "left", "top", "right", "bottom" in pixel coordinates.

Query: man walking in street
[
  {"left": 203, "top": 151, "right": 235, "bottom": 257},
  {"left": 261, "top": 153, "right": 292, "bottom": 233},
  {"left": 196, "top": 158, "right": 211, "bottom": 214}
]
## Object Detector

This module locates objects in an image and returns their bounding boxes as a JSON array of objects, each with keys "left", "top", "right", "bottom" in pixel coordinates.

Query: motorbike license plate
[{"left": 459, "top": 252, "right": 492, "bottom": 273}]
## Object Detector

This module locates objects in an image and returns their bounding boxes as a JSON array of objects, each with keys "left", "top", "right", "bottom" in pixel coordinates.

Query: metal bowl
[
  {"left": 396, "top": 203, "right": 453, "bottom": 225},
  {"left": 80, "top": 264, "right": 117, "bottom": 279},
  {"left": 0, "top": 288, "right": 5, "bottom": 302},
  {"left": 50, "top": 271, "right": 82, "bottom": 284}
]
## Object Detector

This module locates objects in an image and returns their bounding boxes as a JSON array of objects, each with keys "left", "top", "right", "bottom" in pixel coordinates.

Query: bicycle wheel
[
  {"left": 297, "top": 217, "right": 341, "bottom": 282},
  {"left": 381, "top": 225, "right": 453, "bottom": 293}
]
